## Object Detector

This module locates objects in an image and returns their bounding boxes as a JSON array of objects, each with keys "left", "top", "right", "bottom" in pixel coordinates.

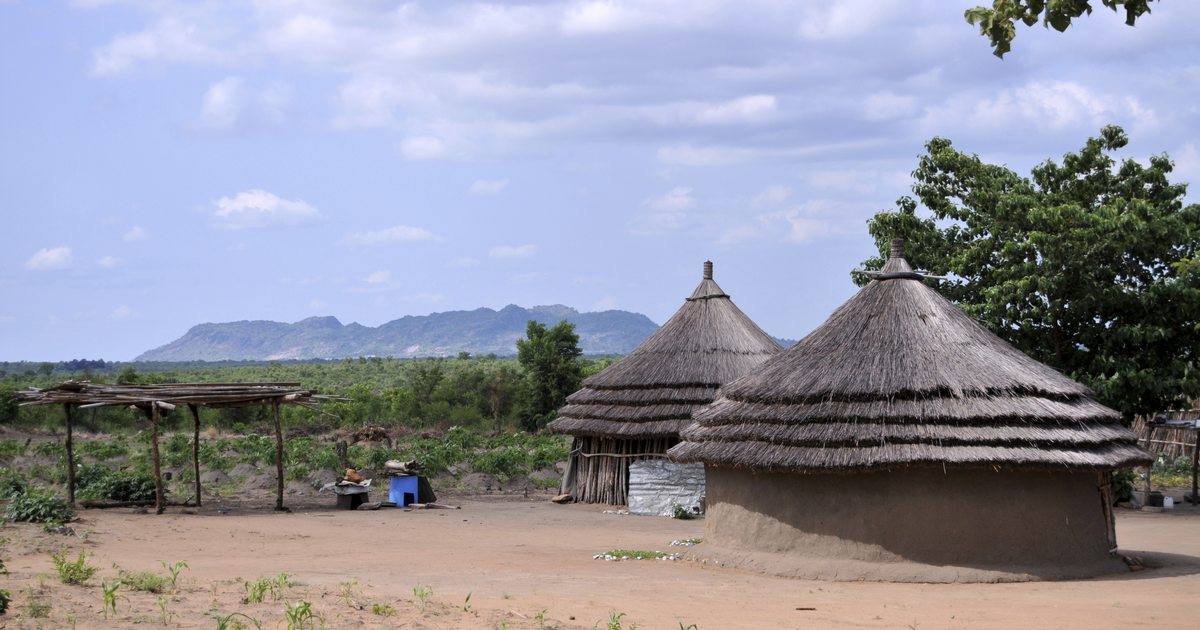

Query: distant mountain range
[{"left": 135, "top": 305, "right": 663, "bottom": 361}]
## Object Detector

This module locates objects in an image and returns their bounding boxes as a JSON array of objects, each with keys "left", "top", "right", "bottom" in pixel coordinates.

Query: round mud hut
[
  {"left": 668, "top": 240, "right": 1154, "bottom": 582},
  {"left": 549, "top": 261, "right": 782, "bottom": 505}
]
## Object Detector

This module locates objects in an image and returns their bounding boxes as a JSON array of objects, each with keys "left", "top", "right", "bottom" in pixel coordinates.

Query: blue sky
[{"left": 2, "top": 1, "right": 1199, "bottom": 361}]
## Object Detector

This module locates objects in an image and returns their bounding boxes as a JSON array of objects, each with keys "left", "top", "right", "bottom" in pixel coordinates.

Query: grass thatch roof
[
  {"left": 669, "top": 240, "right": 1154, "bottom": 473},
  {"left": 549, "top": 262, "right": 782, "bottom": 439}
]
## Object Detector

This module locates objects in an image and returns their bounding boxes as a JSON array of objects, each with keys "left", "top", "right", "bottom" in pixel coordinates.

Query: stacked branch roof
[
  {"left": 14, "top": 381, "right": 342, "bottom": 412},
  {"left": 669, "top": 241, "right": 1153, "bottom": 473},
  {"left": 549, "top": 262, "right": 782, "bottom": 439}
]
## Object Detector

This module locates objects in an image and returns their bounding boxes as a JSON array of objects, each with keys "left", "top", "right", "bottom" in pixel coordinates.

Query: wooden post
[
  {"left": 273, "top": 400, "right": 285, "bottom": 511},
  {"left": 151, "top": 404, "right": 164, "bottom": 515},
  {"left": 190, "top": 404, "right": 202, "bottom": 508},
  {"left": 1192, "top": 430, "right": 1199, "bottom": 506},
  {"left": 63, "top": 404, "right": 75, "bottom": 504}
]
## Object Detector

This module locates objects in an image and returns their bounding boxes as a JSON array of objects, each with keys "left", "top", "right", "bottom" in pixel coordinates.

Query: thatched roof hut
[
  {"left": 668, "top": 240, "right": 1153, "bottom": 582},
  {"left": 549, "top": 261, "right": 781, "bottom": 504}
]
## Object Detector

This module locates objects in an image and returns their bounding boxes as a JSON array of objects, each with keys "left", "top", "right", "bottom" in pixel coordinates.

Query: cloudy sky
[{"left": 2, "top": 1, "right": 1198, "bottom": 361}]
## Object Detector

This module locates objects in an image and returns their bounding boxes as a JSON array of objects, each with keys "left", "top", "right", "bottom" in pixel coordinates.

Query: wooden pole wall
[
  {"left": 190, "top": 404, "right": 202, "bottom": 508},
  {"left": 151, "top": 404, "right": 164, "bottom": 515},
  {"left": 273, "top": 400, "right": 284, "bottom": 511},
  {"left": 63, "top": 404, "right": 75, "bottom": 504}
]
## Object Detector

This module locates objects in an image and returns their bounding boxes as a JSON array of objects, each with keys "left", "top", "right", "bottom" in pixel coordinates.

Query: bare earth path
[{"left": 2, "top": 497, "right": 1198, "bottom": 630}]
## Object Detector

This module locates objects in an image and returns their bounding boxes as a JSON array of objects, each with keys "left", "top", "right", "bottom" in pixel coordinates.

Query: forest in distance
[{"left": 1, "top": 321, "right": 616, "bottom": 436}]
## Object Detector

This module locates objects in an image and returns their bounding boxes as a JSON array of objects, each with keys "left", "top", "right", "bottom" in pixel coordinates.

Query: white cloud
[
  {"left": 123, "top": 226, "right": 148, "bottom": 242},
  {"left": 593, "top": 295, "right": 617, "bottom": 310},
  {"left": 193, "top": 77, "right": 293, "bottom": 133},
  {"left": 339, "top": 225, "right": 437, "bottom": 245},
  {"left": 310, "top": 299, "right": 327, "bottom": 308},
  {"left": 656, "top": 145, "right": 757, "bottom": 166},
  {"left": 692, "top": 95, "right": 777, "bottom": 125},
  {"left": 751, "top": 185, "right": 792, "bottom": 206},
  {"left": 648, "top": 187, "right": 696, "bottom": 211},
  {"left": 862, "top": 91, "right": 917, "bottom": 122},
  {"left": 90, "top": 15, "right": 232, "bottom": 76},
  {"left": 467, "top": 179, "right": 510, "bottom": 195},
  {"left": 108, "top": 305, "right": 139, "bottom": 321},
  {"left": 447, "top": 257, "right": 481, "bottom": 268},
  {"left": 25, "top": 247, "right": 72, "bottom": 270},
  {"left": 212, "top": 190, "right": 322, "bottom": 229},
  {"left": 199, "top": 76, "right": 244, "bottom": 131},
  {"left": 400, "top": 136, "right": 453, "bottom": 160},
  {"left": 365, "top": 270, "right": 391, "bottom": 283},
  {"left": 489, "top": 245, "right": 537, "bottom": 258},
  {"left": 97, "top": 256, "right": 122, "bottom": 268}
]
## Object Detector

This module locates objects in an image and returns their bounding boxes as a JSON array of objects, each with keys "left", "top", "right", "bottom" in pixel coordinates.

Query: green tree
[
  {"left": 862, "top": 125, "right": 1200, "bottom": 422},
  {"left": 966, "top": 0, "right": 1158, "bottom": 57},
  {"left": 516, "top": 320, "right": 584, "bottom": 432},
  {"left": 37, "top": 362, "right": 55, "bottom": 376},
  {"left": 0, "top": 381, "right": 19, "bottom": 425}
]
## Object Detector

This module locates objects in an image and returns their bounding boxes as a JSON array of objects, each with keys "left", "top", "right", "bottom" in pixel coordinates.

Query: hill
[{"left": 135, "top": 305, "right": 664, "bottom": 361}]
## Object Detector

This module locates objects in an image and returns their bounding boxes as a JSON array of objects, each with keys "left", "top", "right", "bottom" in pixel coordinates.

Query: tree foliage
[
  {"left": 516, "top": 319, "right": 584, "bottom": 432},
  {"left": 966, "top": 0, "right": 1158, "bottom": 57},
  {"left": 862, "top": 125, "right": 1200, "bottom": 422}
]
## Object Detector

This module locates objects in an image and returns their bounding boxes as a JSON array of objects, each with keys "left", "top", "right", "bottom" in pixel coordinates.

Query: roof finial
[
  {"left": 889, "top": 238, "right": 905, "bottom": 259},
  {"left": 703, "top": 261, "right": 713, "bottom": 280}
]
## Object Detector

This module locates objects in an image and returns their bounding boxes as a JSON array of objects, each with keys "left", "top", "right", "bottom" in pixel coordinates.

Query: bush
[
  {"left": 0, "top": 588, "right": 9, "bottom": 614},
  {"left": 0, "top": 468, "right": 27, "bottom": 499},
  {"left": 1112, "top": 468, "right": 1137, "bottom": 503},
  {"left": 51, "top": 548, "right": 98, "bottom": 585},
  {"left": 0, "top": 439, "right": 26, "bottom": 458},
  {"left": 31, "top": 441, "right": 64, "bottom": 459},
  {"left": 80, "top": 470, "right": 157, "bottom": 503},
  {"left": 472, "top": 448, "right": 526, "bottom": 480},
  {"left": 4, "top": 486, "right": 76, "bottom": 523},
  {"left": 78, "top": 438, "right": 130, "bottom": 461}
]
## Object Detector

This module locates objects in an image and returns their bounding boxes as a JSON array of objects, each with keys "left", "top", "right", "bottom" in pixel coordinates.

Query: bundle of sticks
[{"left": 383, "top": 460, "right": 424, "bottom": 475}]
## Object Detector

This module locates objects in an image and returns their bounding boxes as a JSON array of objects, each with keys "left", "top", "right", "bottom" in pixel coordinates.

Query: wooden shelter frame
[{"left": 14, "top": 382, "right": 346, "bottom": 514}]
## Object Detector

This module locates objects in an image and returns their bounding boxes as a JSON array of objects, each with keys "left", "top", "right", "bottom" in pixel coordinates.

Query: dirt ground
[{"left": 2, "top": 494, "right": 1198, "bottom": 630}]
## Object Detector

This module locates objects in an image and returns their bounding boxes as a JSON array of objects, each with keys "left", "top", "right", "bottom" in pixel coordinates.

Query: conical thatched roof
[
  {"left": 548, "top": 262, "right": 783, "bottom": 439},
  {"left": 669, "top": 240, "right": 1154, "bottom": 472}
]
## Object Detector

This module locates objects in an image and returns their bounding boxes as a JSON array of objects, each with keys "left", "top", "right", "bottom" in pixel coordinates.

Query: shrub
[
  {"left": 78, "top": 438, "right": 130, "bottom": 461},
  {"left": 117, "top": 569, "right": 168, "bottom": 593},
  {"left": 286, "top": 465, "right": 310, "bottom": 482},
  {"left": 0, "top": 588, "right": 9, "bottom": 614},
  {"left": 79, "top": 470, "right": 156, "bottom": 503},
  {"left": 1112, "top": 468, "right": 1137, "bottom": 503},
  {"left": 671, "top": 503, "right": 697, "bottom": 520},
  {"left": 51, "top": 548, "right": 98, "bottom": 584},
  {"left": 0, "top": 468, "right": 27, "bottom": 499},
  {"left": 472, "top": 448, "right": 526, "bottom": 480},
  {"left": 4, "top": 486, "right": 76, "bottom": 523},
  {"left": 31, "top": 441, "right": 64, "bottom": 459},
  {"left": 0, "top": 439, "right": 26, "bottom": 458}
]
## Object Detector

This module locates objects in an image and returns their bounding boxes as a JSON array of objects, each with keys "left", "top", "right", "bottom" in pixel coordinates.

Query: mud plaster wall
[{"left": 703, "top": 466, "right": 1123, "bottom": 581}]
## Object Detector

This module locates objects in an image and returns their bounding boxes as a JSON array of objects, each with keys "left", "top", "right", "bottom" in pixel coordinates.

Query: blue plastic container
[{"left": 388, "top": 475, "right": 419, "bottom": 506}]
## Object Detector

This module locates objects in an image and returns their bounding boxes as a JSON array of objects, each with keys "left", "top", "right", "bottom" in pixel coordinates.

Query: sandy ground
[{"left": 1, "top": 495, "right": 1198, "bottom": 630}]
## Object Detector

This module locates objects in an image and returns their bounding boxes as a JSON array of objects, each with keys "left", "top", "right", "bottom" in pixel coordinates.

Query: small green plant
[
  {"left": 677, "top": 619, "right": 698, "bottom": 630},
  {"left": 155, "top": 595, "right": 176, "bottom": 625},
  {"left": 25, "top": 585, "right": 51, "bottom": 618},
  {"left": 0, "top": 588, "right": 10, "bottom": 615},
  {"left": 280, "top": 600, "right": 322, "bottom": 630},
  {"left": 460, "top": 591, "right": 472, "bottom": 613},
  {"left": 607, "top": 611, "right": 636, "bottom": 630},
  {"left": 213, "top": 611, "right": 262, "bottom": 630},
  {"left": 244, "top": 573, "right": 293, "bottom": 604},
  {"left": 413, "top": 584, "right": 433, "bottom": 611},
  {"left": 534, "top": 608, "right": 548, "bottom": 629},
  {"left": 4, "top": 485, "right": 76, "bottom": 523},
  {"left": 370, "top": 603, "right": 395, "bottom": 616},
  {"left": 670, "top": 538, "right": 703, "bottom": 546},
  {"left": 671, "top": 503, "right": 697, "bottom": 520},
  {"left": 51, "top": 548, "right": 98, "bottom": 585},
  {"left": 117, "top": 568, "right": 169, "bottom": 593},
  {"left": 336, "top": 578, "right": 360, "bottom": 608},
  {"left": 102, "top": 579, "right": 128, "bottom": 619},
  {"left": 163, "top": 560, "right": 189, "bottom": 591}
]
